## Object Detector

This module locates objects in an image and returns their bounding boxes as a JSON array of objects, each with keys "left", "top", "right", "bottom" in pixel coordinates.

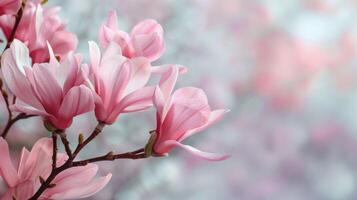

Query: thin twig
[
  {"left": 1, "top": 113, "right": 35, "bottom": 138},
  {"left": 72, "top": 122, "right": 105, "bottom": 157},
  {"left": 29, "top": 122, "right": 108, "bottom": 200},
  {"left": 5, "top": 2, "right": 25, "bottom": 49},
  {"left": 72, "top": 149, "right": 146, "bottom": 167},
  {"left": 58, "top": 131, "right": 72, "bottom": 158},
  {"left": 52, "top": 133, "right": 58, "bottom": 170},
  {"left": 0, "top": 1, "right": 28, "bottom": 139}
]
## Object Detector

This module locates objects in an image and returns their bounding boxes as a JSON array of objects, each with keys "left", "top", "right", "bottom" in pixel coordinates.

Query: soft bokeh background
[{"left": 3, "top": 0, "right": 357, "bottom": 199}]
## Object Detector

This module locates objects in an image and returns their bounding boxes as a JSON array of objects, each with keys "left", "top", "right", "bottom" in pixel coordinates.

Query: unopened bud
[
  {"left": 106, "top": 151, "right": 114, "bottom": 160},
  {"left": 39, "top": 176, "right": 45, "bottom": 184},
  {"left": 1, "top": 90, "right": 8, "bottom": 99},
  {"left": 48, "top": 183, "right": 56, "bottom": 188},
  {"left": 78, "top": 133, "right": 84, "bottom": 145},
  {"left": 144, "top": 131, "right": 157, "bottom": 157},
  {"left": 44, "top": 121, "right": 57, "bottom": 132}
]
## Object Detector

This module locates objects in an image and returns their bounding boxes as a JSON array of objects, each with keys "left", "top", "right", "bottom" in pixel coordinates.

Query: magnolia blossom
[
  {"left": 88, "top": 41, "right": 154, "bottom": 124},
  {"left": 99, "top": 10, "right": 164, "bottom": 61},
  {"left": 151, "top": 77, "right": 229, "bottom": 160},
  {"left": 0, "top": 137, "right": 111, "bottom": 200},
  {"left": 0, "top": 0, "right": 20, "bottom": 15},
  {"left": 0, "top": 2, "right": 77, "bottom": 63},
  {"left": 1, "top": 39, "right": 94, "bottom": 130}
]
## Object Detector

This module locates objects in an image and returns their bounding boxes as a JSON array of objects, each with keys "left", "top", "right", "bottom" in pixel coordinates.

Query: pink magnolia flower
[
  {"left": 0, "top": 137, "right": 111, "bottom": 200},
  {"left": 88, "top": 41, "right": 154, "bottom": 124},
  {"left": 151, "top": 76, "right": 230, "bottom": 160},
  {"left": 1, "top": 39, "right": 94, "bottom": 130},
  {"left": 0, "top": 2, "right": 77, "bottom": 63},
  {"left": 99, "top": 10, "right": 164, "bottom": 61},
  {"left": 0, "top": 0, "right": 20, "bottom": 15}
]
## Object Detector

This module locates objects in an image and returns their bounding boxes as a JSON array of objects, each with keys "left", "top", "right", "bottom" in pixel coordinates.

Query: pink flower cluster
[{"left": 0, "top": 1, "right": 229, "bottom": 199}]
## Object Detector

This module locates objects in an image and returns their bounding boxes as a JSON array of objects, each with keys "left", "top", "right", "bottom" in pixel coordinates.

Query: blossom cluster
[{"left": 0, "top": 1, "right": 229, "bottom": 200}]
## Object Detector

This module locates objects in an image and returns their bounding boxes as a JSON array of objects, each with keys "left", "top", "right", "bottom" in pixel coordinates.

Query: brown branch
[
  {"left": 72, "top": 149, "right": 146, "bottom": 167},
  {"left": 57, "top": 131, "right": 72, "bottom": 158},
  {"left": 51, "top": 133, "right": 58, "bottom": 170},
  {"left": 72, "top": 122, "right": 105, "bottom": 158},
  {"left": 1, "top": 113, "right": 35, "bottom": 138},
  {"left": 29, "top": 122, "right": 107, "bottom": 200},
  {"left": 5, "top": 2, "right": 25, "bottom": 49},
  {"left": 0, "top": 1, "right": 28, "bottom": 139}
]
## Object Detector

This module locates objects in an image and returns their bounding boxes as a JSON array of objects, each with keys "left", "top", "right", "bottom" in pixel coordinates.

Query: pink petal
[
  {"left": 20, "top": 138, "right": 53, "bottom": 181},
  {"left": 153, "top": 86, "right": 165, "bottom": 121},
  {"left": 0, "top": 0, "right": 21, "bottom": 15},
  {"left": 44, "top": 164, "right": 99, "bottom": 197},
  {"left": 57, "top": 85, "right": 94, "bottom": 128},
  {"left": 12, "top": 180, "right": 34, "bottom": 200},
  {"left": 31, "top": 63, "right": 63, "bottom": 114},
  {"left": 62, "top": 54, "right": 87, "bottom": 94},
  {"left": 97, "top": 62, "right": 131, "bottom": 124},
  {"left": 46, "top": 41, "right": 59, "bottom": 67},
  {"left": 88, "top": 41, "right": 101, "bottom": 77},
  {"left": 106, "top": 10, "right": 119, "bottom": 30},
  {"left": 99, "top": 25, "right": 115, "bottom": 48},
  {"left": 114, "top": 86, "right": 155, "bottom": 114},
  {"left": 101, "top": 42, "right": 123, "bottom": 69},
  {"left": 131, "top": 19, "right": 163, "bottom": 37},
  {"left": 159, "top": 87, "right": 210, "bottom": 142},
  {"left": 0, "top": 137, "right": 19, "bottom": 187},
  {"left": 49, "top": 31, "right": 78, "bottom": 57},
  {"left": 50, "top": 174, "right": 112, "bottom": 200},
  {"left": 17, "top": 147, "right": 30, "bottom": 180},
  {"left": 10, "top": 39, "right": 32, "bottom": 72},
  {"left": 158, "top": 65, "right": 179, "bottom": 101},
  {"left": 180, "top": 109, "right": 229, "bottom": 141},
  {"left": 131, "top": 33, "right": 164, "bottom": 61},
  {"left": 123, "top": 57, "right": 151, "bottom": 96},
  {"left": 158, "top": 140, "right": 230, "bottom": 161},
  {"left": 10, "top": 100, "right": 49, "bottom": 117},
  {"left": 1, "top": 41, "right": 43, "bottom": 110},
  {"left": 151, "top": 64, "right": 187, "bottom": 74}
]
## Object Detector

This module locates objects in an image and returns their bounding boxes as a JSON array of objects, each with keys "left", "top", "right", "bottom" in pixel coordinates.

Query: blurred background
[{"left": 3, "top": 0, "right": 357, "bottom": 199}]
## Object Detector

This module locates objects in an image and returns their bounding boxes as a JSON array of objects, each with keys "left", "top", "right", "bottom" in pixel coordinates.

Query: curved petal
[
  {"left": 57, "top": 85, "right": 94, "bottom": 124},
  {"left": 158, "top": 65, "right": 179, "bottom": 101},
  {"left": 113, "top": 86, "right": 154, "bottom": 114},
  {"left": 159, "top": 87, "right": 210, "bottom": 142},
  {"left": 20, "top": 138, "right": 53, "bottom": 182},
  {"left": 0, "top": 138, "right": 19, "bottom": 187},
  {"left": 106, "top": 10, "right": 119, "bottom": 30},
  {"left": 17, "top": 147, "right": 30, "bottom": 180},
  {"left": 88, "top": 41, "right": 100, "bottom": 72},
  {"left": 151, "top": 64, "right": 187, "bottom": 74},
  {"left": 157, "top": 140, "right": 230, "bottom": 161},
  {"left": 50, "top": 174, "right": 112, "bottom": 200},
  {"left": 10, "top": 100, "right": 49, "bottom": 117},
  {"left": 31, "top": 63, "right": 63, "bottom": 114},
  {"left": 1, "top": 44, "right": 43, "bottom": 110},
  {"left": 11, "top": 39, "right": 32, "bottom": 74},
  {"left": 123, "top": 57, "right": 151, "bottom": 96},
  {"left": 131, "top": 33, "right": 164, "bottom": 61},
  {"left": 97, "top": 61, "right": 132, "bottom": 124},
  {"left": 180, "top": 109, "right": 229, "bottom": 141},
  {"left": 131, "top": 19, "right": 163, "bottom": 37},
  {"left": 44, "top": 164, "right": 99, "bottom": 197},
  {"left": 62, "top": 54, "right": 87, "bottom": 94},
  {"left": 153, "top": 86, "right": 165, "bottom": 121},
  {"left": 0, "top": 0, "right": 21, "bottom": 15},
  {"left": 49, "top": 31, "right": 78, "bottom": 58}
]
